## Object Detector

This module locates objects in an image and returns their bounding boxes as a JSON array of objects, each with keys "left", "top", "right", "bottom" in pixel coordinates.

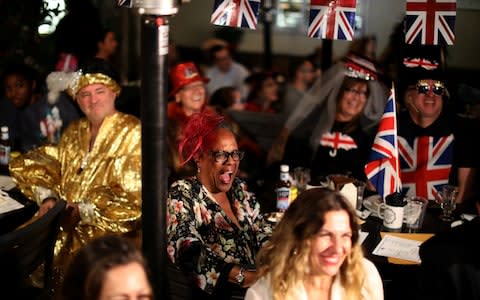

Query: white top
[{"left": 245, "top": 258, "right": 383, "bottom": 300}]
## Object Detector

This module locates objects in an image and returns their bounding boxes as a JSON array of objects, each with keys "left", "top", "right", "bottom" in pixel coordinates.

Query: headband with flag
[{"left": 364, "top": 87, "right": 402, "bottom": 201}]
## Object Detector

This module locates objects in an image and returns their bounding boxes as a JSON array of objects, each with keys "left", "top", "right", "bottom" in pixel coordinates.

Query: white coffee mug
[{"left": 378, "top": 203, "right": 404, "bottom": 230}]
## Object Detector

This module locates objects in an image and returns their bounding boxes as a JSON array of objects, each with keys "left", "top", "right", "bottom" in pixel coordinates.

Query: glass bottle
[
  {"left": 0, "top": 126, "right": 11, "bottom": 167},
  {"left": 276, "top": 164, "right": 291, "bottom": 212}
]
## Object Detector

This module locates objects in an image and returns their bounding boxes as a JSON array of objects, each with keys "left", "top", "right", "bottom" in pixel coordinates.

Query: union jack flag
[
  {"left": 405, "top": 0, "right": 457, "bottom": 45},
  {"left": 211, "top": 0, "right": 260, "bottom": 30},
  {"left": 307, "top": 0, "right": 357, "bottom": 41},
  {"left": 364, "top": 90, "right": 401, "bottom": 200},
  {"left": 398, "top": 135, "right": 453, "bottom": 199},
  {"left": 320, "top": 132, "right": 357, "bottom": 157}
]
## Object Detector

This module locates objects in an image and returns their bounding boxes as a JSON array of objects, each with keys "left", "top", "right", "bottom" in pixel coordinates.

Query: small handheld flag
[{"left": 365, "top": 88, "right": 402, "bottom": 200}]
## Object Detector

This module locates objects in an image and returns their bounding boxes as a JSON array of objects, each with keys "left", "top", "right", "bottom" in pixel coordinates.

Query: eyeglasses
[
  {"left": 210, "top": 150, "right": 245, "bottom": 163},
  {"left": 416, "top": 80, "right": 445, "bottom": 96},
  {"left": 345, "top": 87, "right": 368, "bottom": 97}
]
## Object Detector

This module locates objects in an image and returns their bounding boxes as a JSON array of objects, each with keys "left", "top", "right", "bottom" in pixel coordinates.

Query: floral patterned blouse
[{"left": 167, "top": 177, "right": 272, "bottom": 294}]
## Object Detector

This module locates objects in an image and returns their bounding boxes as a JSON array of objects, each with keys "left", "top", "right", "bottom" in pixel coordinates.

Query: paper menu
[
  {"left": 0, "top": 190, "right": 24, "bottom": 214},
  {"left": 372, "top": 234, "right": 424, "bottom": 264}
]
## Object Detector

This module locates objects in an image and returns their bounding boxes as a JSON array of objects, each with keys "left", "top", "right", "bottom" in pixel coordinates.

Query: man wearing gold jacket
[{"left": 9, "top": 58, "right": 142, "bottom": 283}]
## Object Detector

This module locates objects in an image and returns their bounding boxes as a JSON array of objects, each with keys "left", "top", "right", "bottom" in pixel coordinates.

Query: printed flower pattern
[{"left": 167, "top": 177, "right": 272, "bottom": 294}]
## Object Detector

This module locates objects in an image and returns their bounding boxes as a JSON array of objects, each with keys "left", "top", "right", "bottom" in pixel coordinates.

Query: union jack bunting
[
  {"left": 405, "top": 0, "right": 457, "bottom": 45},
  {"left": 364, "top": 90, "right": 401, "bottom": 200},
  {"left": 307, "top": 0, "right": 357, "bottom": 41},
  {"left": 117, "top": 0, "right": 132, "bottom": 7},
  {"left": 211, "top": 0, "right": 261, "bottom": 30},
  {"left": 398, "top": 135, "right": 453, "bottom": 200}
]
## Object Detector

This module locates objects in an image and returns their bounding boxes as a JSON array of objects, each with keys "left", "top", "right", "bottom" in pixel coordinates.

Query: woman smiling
[{"left": 246, "top": 188, "right": 383, "bottom": 300}]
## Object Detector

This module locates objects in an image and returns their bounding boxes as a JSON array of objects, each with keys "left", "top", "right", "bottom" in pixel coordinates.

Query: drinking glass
[
  {"left": 438, "top": 185, "right": 458, "bottom": 222},
  {"left": 293, "top": 167, "right": 311, "bottom": 193},
  {"left": 354, "top": 181, "right": 366, "bottom": 211}
]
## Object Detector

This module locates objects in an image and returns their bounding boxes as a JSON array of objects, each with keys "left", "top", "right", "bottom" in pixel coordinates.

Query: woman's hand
[
  {"left": 242, "top": 270, "right": 259, "bottom": 288},
  {"left": 229, "top": 265, "right": 259, "bottom": 288},
  {"left": 38, "top": 198, "right": 56, "bottom": 217}
]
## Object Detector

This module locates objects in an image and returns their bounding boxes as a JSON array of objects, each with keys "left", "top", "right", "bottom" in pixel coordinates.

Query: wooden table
[{"left": 360, "top": 202, "right": 464, "bottom": 300}]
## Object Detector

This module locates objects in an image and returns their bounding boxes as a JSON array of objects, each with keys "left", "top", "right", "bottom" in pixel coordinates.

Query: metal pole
[
  {"left": 137, "top": 2, "right": 177, "bottom": 298},
  {"left": 263, "top": 0, "right": 274, "bottom": 70},
  {"left": 140, "top": 14, "right": 170, "bottom": 299},
  {"left": 321, "top": 39, "right": 333, "bottom": 71}
]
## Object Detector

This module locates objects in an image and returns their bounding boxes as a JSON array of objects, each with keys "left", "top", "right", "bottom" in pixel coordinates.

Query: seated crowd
[{"left": 1, "top": 33, "right": 479, "bottom": 300}]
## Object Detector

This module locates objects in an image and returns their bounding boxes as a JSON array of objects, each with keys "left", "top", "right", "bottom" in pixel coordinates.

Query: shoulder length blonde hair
[{"left": 256, "top": 188, "right": 371, "bottom": 300}]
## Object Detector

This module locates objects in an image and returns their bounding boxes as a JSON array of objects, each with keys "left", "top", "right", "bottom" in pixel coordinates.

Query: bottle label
[
  {"left": 276, "top": 187, "right": 291, "bottom": 211},
  {"left": 0, "top": 145, "right": 10, "bottom": 165}
]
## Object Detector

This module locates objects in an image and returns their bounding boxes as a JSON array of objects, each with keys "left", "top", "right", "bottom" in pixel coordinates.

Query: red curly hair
[{"left": 178, "top": 111, "right": 225, "bottom": 164}]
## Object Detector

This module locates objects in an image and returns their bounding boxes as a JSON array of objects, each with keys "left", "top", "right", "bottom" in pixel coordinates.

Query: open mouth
[{"left": 218, "top": 170, "right": 233, "bottom": 184}]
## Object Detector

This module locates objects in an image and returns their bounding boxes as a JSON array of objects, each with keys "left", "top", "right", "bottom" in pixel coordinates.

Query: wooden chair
[{"left": 0, "top": 200, "right": 66, "bottom": 298}]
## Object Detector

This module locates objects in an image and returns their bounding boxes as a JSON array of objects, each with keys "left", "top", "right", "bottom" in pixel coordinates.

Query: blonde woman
[{"left": 245, "top": 188, "right": 383, "bottom": 300}]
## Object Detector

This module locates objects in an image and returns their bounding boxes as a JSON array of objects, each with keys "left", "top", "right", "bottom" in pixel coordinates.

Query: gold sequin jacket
[{"left": 9, "top": 112, "right": 142, "bottom": 261}]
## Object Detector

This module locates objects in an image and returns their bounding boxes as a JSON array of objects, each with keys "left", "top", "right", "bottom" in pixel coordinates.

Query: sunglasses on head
[{"left": 416, "top": 80, "right": 445, "bottom": 96}]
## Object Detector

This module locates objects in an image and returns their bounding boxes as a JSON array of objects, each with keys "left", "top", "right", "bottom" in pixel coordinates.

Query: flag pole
[{"left": 391, "top": 84, "right": 402, "bottom": 193}]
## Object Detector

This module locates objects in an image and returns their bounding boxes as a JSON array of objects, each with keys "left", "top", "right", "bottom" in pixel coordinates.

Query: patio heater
[{"left": 121, "top": 1, "right": 178, "bottom": 299}]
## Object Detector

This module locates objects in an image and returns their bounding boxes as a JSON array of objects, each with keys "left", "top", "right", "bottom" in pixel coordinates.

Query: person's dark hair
[
  {"left": 1, "top": 63, "right": 41, "bottom": 92},
  {"left": 178, "top": 111, "right": 227, "bottom": 164},
  {"left": 95, "top": 28, "right": 113, "bottom": 44},
  {"left": 288, "top": 57, "right": 314, "bottom": 81},
  {"left": 61, "top": 234, "right": 149, "bottom": 300},
  {"left": 245, "top": 71, "right": 275, "bottom": 103},
  {"left": 209, "top": 86, "right": 238, "bottom": 109},
  {"left": 208, "top": 44, "right": 230, "bottom": 62},
  {"left": 79, "top": 57, "right": 120, "bottom": 83}
]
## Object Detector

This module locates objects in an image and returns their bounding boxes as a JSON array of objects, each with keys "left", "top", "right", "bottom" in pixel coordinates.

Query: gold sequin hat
[{"left": 67, "top": 58, "right": 121, "bottom": 98}]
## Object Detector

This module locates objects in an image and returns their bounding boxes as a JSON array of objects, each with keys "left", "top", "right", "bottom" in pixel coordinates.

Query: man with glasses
[{"left": 398, "top": 49, "right": 477, "bottom": 203}]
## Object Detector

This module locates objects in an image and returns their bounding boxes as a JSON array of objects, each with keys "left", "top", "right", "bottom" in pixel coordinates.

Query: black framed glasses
[
  {"left": 416, "top": 80, "right": 445, "bottom": 96},
  {"left": 210, "top": 150, "right": 245, "bottom": 163}
]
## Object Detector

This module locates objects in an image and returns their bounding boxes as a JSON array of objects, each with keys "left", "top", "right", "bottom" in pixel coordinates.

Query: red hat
[{"left": 169, "top": 62, "right": 209, "bottom": 97}]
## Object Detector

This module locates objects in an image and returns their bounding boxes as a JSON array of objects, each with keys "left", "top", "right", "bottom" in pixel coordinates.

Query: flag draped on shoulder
[
  {"left": 405, "top": 0, "right": 457, "bottom": 45},
  {"left": 307, "top": 0, "right": 357, "bottom": 41},
  {"left": 365, "top": 89, "right": 402, "bottom": 200},
  {"left": 211, "top": 0, "right": 261, "bottom": 29}
]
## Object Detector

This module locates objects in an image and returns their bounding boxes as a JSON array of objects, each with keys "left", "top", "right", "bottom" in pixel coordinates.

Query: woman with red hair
[{"left": 166, "top": 111, "right": 271, "bottom": 300}]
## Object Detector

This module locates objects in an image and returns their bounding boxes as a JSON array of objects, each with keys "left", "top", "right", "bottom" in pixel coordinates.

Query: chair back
[{"left": 0, "top": 200, "right": 66, "bottom": 292}]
